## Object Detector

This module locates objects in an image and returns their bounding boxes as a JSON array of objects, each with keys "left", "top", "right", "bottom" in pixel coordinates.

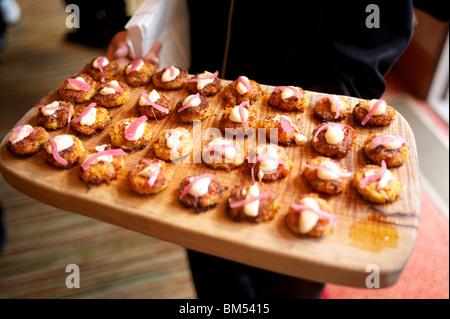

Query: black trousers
[{"left": 187, "top": 250, "right": 324, "bottom": 299}]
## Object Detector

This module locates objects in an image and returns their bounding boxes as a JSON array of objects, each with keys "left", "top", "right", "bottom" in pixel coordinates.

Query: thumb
[{"left": 144, "top": 42, "right": 162, "bottom": 68}]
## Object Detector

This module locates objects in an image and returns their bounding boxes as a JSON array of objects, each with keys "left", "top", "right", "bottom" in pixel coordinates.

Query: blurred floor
[{"left": 0, "top": 0, "right": 448, "bottom": 299}]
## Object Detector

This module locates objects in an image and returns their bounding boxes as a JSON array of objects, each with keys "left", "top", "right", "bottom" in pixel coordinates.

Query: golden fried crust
[
  {"left": 79, "top": 146, "right": 125, "bottom": 186},
  {"left": 303, "top": 156, "right": 349, "bottom": 195},
  {"left": 363, "top": 134, "right": 410, "bottom": 167},
  {"left": 202, "top": 140, "right": 246, "bottom": 170},
  {"left": 352, "top": 102, "right": 396, "bottom": 126},
  {"left": 178, "top": 175, "right": 224, "bottom": 213},
  {"left": 71, "top": 106, "right": 110, "bottom": 136},
  {"left": 285, "top": 193, "right": 335, "bottom": 238},
  {"left": 58, "top": 73, "right": 97, "bottom": 103},
  {"left": 353, "top": 165, "right": 402, "bottom": 204},
  {"left": 226, "top": 183, "right": 278, "bottom": 223},
  {"left": 153, "top": 128, "right": 193, "bottom": 161},
  {"left": 93, "top": 81, "right": 130, "bottom": 107},
  {"left": 152, "top": 67, "right": 188, "bottom": 90},
  {"left": 248, "top": 146, "right": 293, "bottom": 182},
  {"left": 84, "top": 60, "right": 121, "bottom": 81},
  {"left": 313, "top": 96, "right": 350, "bottom": 121},
  {"left": 221, "top": 78, "right": 262, "bottom": 107},
  {"left": 186, "top": 76, "right": 222, "bottom": 96},
  {"left": 135, "top": 93, "right": 174, "bottom": 120},
  {"left": 268, "top": 87, "right": 309, "bottom": 112},
  {"left": 127, "top": 158, "right": 174, "bottom": 195},
  {"left": 311, "top": 123, "right": 356, "bottom": 157},
  {"left": 36, "top": 101, "right": 74, "bottom": 131},
  {"left": 110, "top": 117, "right": 152, "bottom": 152},
  {"left": 43, "top": 135, "right": 85, "bottom": 169},
  {"left": 259, "top": 115, "right": 304, "bottom": 145},
  {"left": 220, "top": 104, "right": 257, "bottom": 135},
  {"left": 176, "top": 95, "right": 211, "bottom": 122},
  {"left": 124, "top": 60, "right": 156, "bottom": 87},
  {"left": 7, "top": 126, "right": 49, "bottom": 157}
]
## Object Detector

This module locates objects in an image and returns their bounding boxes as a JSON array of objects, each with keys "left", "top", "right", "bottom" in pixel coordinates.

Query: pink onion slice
[
  {"left": 178, "top": 93, "right": 200, "bottom": 113},
  {"left": 185, "top": 70, "right": 219, "bottom": 82},
  {"left": 167, "top": 66, "right": 176, "bottom": 77},
  {"left": 11, "top": 125, "right": 35, "bottom": 141},
  {"left": 73, "top": 102, "right": 97, "bottom": 124},
  {"left": 82, "top": 149, "right": 126, "bottom": 171},
  {"left": 67, "top": 78, "right": 91, "bottom": 92},
  {"left": 125, "top": 115, "right": 148, "bottom": 141},
  {"left": 314, "top": 94, "right": 342, "bottom": 119},
  {"left": 97, "top": 56, "right": 106, "bottom": 74},
  {"left": 359, "top": 160, "right": 387, "bottom": 189},
  {"left": 237, "top": 76, "right": 253, "bottom": 93},
  {"left": 105, "top": 82, "right": 124, "bottom": 94},
  {"left": 280, "top": 115, "right": 297, "bottom": 136},
  {"left": 49, "top": 135, "right": 68, "bottom": 166},
  {"left": 249, "top": 154, "right": 289, "bottom": 167},
  {"left": 369, "top": 135, "right": 408, "bottom": 150},
  {"left": 129, "top": 59, "right": 143, "bottom": 72},
  {"left": 361, "top": 99, "right": 385, "bottom": 125},
  {"left": 313, "top": 123, "right": 346, "bottom": 142},
  {"left": 179, "top": 173, "right": 216, "bottom": 199},
  {"left": 238, "top": 101, "right": 250, "bottom": 129},
  {"left": 290, "top": 202, "right": 339, "bottom": 225},
  {"left": 229, "top": 190, "right": 270, "bottom": 209},
  {"left": 141, "top": 90, "right": 169, "bottom": 114},
  {"left": 275, "top": 86, "right": 303, "bottom": 98},
  {"left": 142, "top": 160, "right": 161, "bottom": 187},
  {"left": 304, "top": 163, "right": 352, "bottom": 178}
]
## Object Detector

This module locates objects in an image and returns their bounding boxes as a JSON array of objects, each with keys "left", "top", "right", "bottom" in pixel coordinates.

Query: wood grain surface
[{"left": 0, "top": 69, "right": 421, "bottom": 288}]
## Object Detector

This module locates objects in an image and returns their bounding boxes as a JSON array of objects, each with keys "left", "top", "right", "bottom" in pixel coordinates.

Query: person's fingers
[
  {"left": 144, "top": 41, "right": 162, "bottom": 68},
  {"left": 106, "top": 30, "right": 130, "bottom": 61}
]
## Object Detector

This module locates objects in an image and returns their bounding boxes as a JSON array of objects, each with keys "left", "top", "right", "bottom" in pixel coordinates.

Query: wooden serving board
[{"left": 0, "top": 70, "right": 421, "bottom": 288}]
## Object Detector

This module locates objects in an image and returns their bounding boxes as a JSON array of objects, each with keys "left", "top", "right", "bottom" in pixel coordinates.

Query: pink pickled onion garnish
[
  {"left": 105, "top": 82, "right": 124, "bottom": 94},
  {"left": 125, "top": 115, "right": 148, "bottom": 141},
  {"left": 49, "top": 135, "right": 68, "bottom": 166},
  {"left": 129, "top": 59, "right": 143, "bottom": 72},
  {"left": 304, "top": 163, "right": 352, "bottom": 178},
  {"left": 67, "top": 78, "right": 91, "bottom": 91},
  {"left": 11, "top": 125, "right": 35, "bottom": 141},
  {"left": 313, "top": 123, "right": 346, "bottom": 142},
  {"left": 185, "top": 70, "right": 219, "bottom": 82},
  {"left": 97, "top": 56, "right": 106, "bottom": 74},
  {"left": 167, "top": 66, "right": 176, "bottom": 77},
  {"left": 142, "top": 160, "right": 161, "bottom": 187},
  {"left": 41, "top": 104, "right": 72, "bottom": 133},
  {"left": 81, "top": 149, "right": 126, "bottom": 171},
  {"left": 178, "top": 93, "right": 200, "bottom": 113},
  {"left": 141, "top": 89, "right": 169, "bottom": 115},
  {"left": 238, "top": 101, "right": 249, "bottom": 129},
  {"left": 361, "top": 99, "right": 385, "bottom": 125},
  {"left": 280, "top": 116, "right": 297, "bottom": 135},
  {"left": 290, "top": 202, "right": 339, "bottom": 225},
  {"left": 369, "top": 135, "right": 408, "bottom": 150},
  {"left": 251, "top": 155, "right": 288, "bottom": 167},
  {"left": 359, "top": 160, "right": 387, "bottom": 189},
  {"left": 179, "top": 173, "right": 216, "bottom": 199},
  {"left": 275, "top": 86, "right": 303, "bottom": 99},
  {"left": 73, "top": 102, "right": 97, "bottom": 124},
  {"left": 314, "top": 94, "right": 342, "bottom": 119},
  {"left": 229, "top": 191, "right": 270, "bottom": 209},
  {"left": 237, "top": 76, "right": 253, "bottom": 93}
]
